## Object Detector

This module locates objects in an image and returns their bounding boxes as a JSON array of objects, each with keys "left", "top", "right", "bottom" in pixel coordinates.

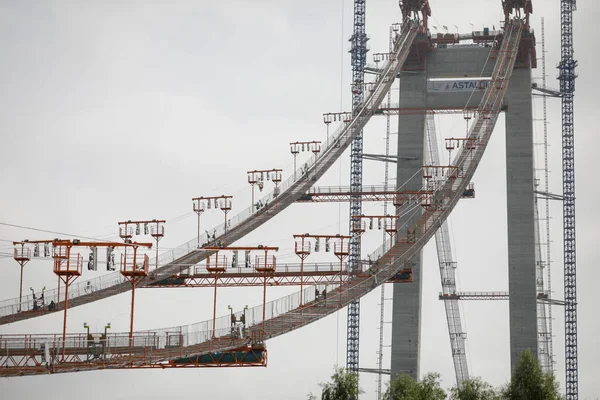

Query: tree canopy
[
  {"left": 317, "top": 367, "right": 362, "bottom": 400},
  {"left": 502, "top": 349, "right": 562, "bottom": 400},
  {"left": 309, "top": 349, "right": 563, "bottom": 400},
  {"left": 383, "top": 372, "right": 446, "bottom": 400},
  {"left": 449, "top": 377, "right": 501, "bottom": 400}
]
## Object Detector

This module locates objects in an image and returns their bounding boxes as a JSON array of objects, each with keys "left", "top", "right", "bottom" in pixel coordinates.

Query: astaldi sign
[{"left": 428, "top": 79, "right": 491, "bottom": 93}]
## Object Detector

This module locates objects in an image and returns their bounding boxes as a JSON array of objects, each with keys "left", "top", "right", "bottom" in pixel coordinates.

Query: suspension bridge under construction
[{"left": 0, "top": 0, "right": 579, "bottom": 399}]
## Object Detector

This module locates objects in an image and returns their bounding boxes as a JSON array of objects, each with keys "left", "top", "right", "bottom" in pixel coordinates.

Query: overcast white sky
[{"left": 0, "top": 0, "right": 599, "bottom": 399}]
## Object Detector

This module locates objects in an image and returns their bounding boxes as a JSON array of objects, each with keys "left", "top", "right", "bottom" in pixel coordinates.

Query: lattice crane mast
[
  {"left": 346, "top": 0, "right": 368, "bottom": 379},
  {"left": 558, "top": 0, "right": 578, "bottom": 397}
]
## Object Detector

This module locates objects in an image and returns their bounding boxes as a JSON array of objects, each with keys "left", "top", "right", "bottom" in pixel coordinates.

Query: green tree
[
  {"left": 383, "top": 372, "right": 446, "bottom": 400},
  {"left": 502, "top": 349, "right": 562, "bottom": 400},
  {"left": 450, "top": 377, "right": 500, "bottom": 400},
  {"left": 318, "top": 367, "right": 362, "bottom": 400}
]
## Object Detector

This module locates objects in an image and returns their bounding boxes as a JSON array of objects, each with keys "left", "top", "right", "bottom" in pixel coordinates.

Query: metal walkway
[{"left": 0, "top": 20, "right": 524, "bottom": 376}]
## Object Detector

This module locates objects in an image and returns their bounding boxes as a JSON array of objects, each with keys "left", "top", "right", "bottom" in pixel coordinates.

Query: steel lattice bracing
[
  {"left": 559, "top": 0, "right": 578, "bottom": 397},
  {"left": 347, "top": 0, "right": 368, "bottom": 378},
  {"left": 0, "top": 21, "right": 523, "bottom": 377},
  {"left": 150, "top": 262, "right": 350, "bottom": 288},
  {"left": 443, "top": 291, "right": 566, "bottom": 306},
  {"left": 424, "top": 114, "right": 469, "bottom": 385}
]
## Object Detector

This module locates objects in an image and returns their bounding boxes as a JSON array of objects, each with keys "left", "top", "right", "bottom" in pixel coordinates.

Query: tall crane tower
[
  {"left": 558, "top": 0, "right": 578, "bottom": 398},
  {"left": 346, "top": 0, "right": 368, "bottom": 382}
]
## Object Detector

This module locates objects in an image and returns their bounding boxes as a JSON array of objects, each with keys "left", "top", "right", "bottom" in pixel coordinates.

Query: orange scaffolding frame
[
  {"left": 290, "top": 141, "right": 321, "bottom": 181},
  {"left": 201, "top": 245, "right": 279, "bottom": 338},
  {"left": 12, "top": 239, "right": 57, "bottom": 312},
  {"left": 293, "top": 234, "right": 351, "bottom": 306},
  {"left": 50, "top": 239, "right": 152, "bottom": 360},
  {"left": 117, "top": 219, "right": 165, "bottom": 279},
  {"left": 192, "top": 195, "right": 233, "bottom": 247},
  {"left": 247, "top": 169, "right": 283, "bottom": 210}
]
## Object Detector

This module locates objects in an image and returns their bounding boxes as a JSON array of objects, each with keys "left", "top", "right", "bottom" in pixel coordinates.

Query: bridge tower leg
[
  {"left": 505, "top": 64, "right": 538, "bottom": 372},
  {"left": 391, "top": 71, "right": 427, "bottom": 381}
]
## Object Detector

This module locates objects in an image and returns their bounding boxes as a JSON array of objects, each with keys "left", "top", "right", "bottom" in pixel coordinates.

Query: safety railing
[
  {"left": 305, "top": 185, "right": 395, "bottom": 194},
  {"left": 189, "top": 261, "right": 350, "bottom": 276}
]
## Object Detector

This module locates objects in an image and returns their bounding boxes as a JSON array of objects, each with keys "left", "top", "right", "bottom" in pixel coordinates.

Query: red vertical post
[
  {"left": 61, "top": 276, "right": 70, "bottom": 360},
  {"left": 18, "top": 243, "right": 25, "bottom": 311},
  {"left": 128, "top": 246, "right": 137, "bottom": 358},
  {"left": 290, "top": 143, "right": 299, "bottom": 181},
  {"left": 13, "top": 242, "right": 31, "bottom": 313},
  {"left": 339, "top": 238, "right": 344, "bottom": 295},
  {"left": 262, "top": 269, "right": 267, "bottom": 334},
  {"left": 149, "top": 220, "right": 165, "bottom": 279},
  {"left": 262, "top": 248, "right": 269, "bottom": 335},
  {"left": 300, "top": 237, "right": 305, "bottom": 306},
  {"left": 197, "top": 212, "right": 201, "bottom": 247},
  {"left": 211, "top": 254, "right": 218, "bottom": 339},
  {"left": 154, "top": 236, "right": 159, "bottom": 278},
  {"left": 60, "top": 246, "right": 71, "bottom": 360},
  {"left": 18, "top": 264, "right": 24, "bottom": 312},
  {"left": 57, "top": 276, "right": 61, "bottom": 310},
  {"left": 193, "top": 199, "right": 205, "bottom": 248}
]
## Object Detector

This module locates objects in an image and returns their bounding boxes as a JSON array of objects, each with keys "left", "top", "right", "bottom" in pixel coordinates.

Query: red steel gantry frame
[
  {"left": 117, "top": 219, "right": 165, "bottom": 279},
  {"left": 322, "top": 112, "right": 353, "bottom": 124},
  {"left": 192, "top": 195, "right": 233, "bottom": 246},
  {"left": 12, "top": 242, "right": 29, "bottom": 312},
  {"left": 374, "top": 104, "right": 509, "bottom": 116},
  {"left": 293, "top": 234, "right": 352, "bottom": 306},
  {"left": 201, "top": 246, "right": 279, "bottom": 338},
  {"left": 151, "top": 263, "right": 351, "bottom": 288},
  {"left": 444, "top": 137, "right": 479, "bottom": 166},
  {"left": 322, "top": 112, "right": 352, "bottom": 136},
  {"left": 290, "top": 141, "right": 321, "bottom": 181},
  {"left": 298, "top": 188, "right": 436, "bottom": 206},
  {"left": 350, "top": 214, "right": 399, "bottom": 237},
  {"left": 12, "top": 239, "right": 57, "bottom": 312},
  {"left": 350, "top": 215, "right": 412, "bottom": 283},
  {"left": 292, "top": 234, "right": 351, "bottom": 306},
  {"left": 47, "top": 239, "right": 152, "bottom": 359},
  {"left": 247, "top": 169, "right": 282, "bottom": 210}
]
